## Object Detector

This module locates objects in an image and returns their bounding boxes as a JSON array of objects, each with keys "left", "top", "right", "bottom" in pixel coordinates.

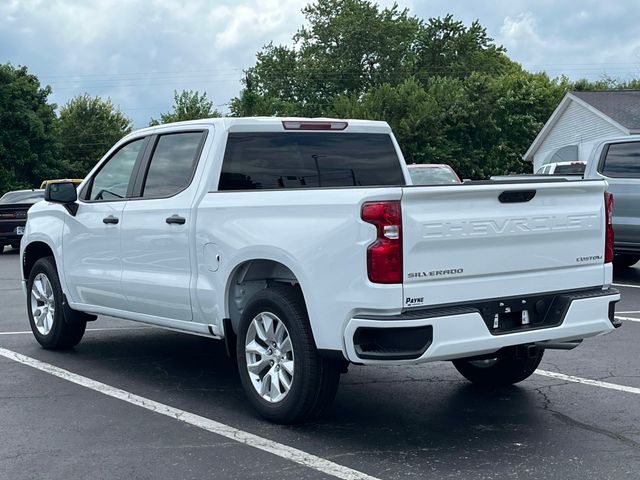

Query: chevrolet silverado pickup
[{"left": 21, "top": 117, "right": 620, "bottom": 423}]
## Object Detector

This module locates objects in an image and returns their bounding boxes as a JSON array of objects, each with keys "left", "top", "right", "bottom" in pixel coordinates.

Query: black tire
[
  {"left": 613, "top": 254, "right": 640, "bottom": 268},
  {"left": 452, "top": 346, "right": 544, "bottom": 386},
  {"left": 0, "top": 244, "right": 4, "bottom": 254},
  {"left": 236, "top": 286, "right": 341, "bottom": 424},
  {"left": 27, "top": 257, "right": 86, "bottom": 349}
]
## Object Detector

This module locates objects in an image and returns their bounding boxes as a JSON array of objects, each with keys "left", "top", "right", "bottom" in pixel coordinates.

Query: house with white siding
[{"left": 524, "top": 90, "right": 640, "bottom": 172}]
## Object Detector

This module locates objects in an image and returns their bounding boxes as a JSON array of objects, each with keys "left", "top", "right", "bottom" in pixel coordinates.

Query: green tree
[
  {"left": 412, "top": 15, "right": 514, "bottom": 79},
  {"left": 57, "top": 93, "right": 132, "bottom": 178},
  {"left": 231, "top": 0, "right": 521, "bottom": 117},
  {"left": 0, "top": 64, "right": 60, "bottom": 194},
  {"left": 232, "top": 0, "right": 422, "bottom": 116},
  {"left": 231, "top": 0, "right": 627, "bottom": 178},
  {"left": 150, "top": 90, "right": 221, "bottom": 126},
  {"left": 330, "top": 71, "right": 570, "bottom": 179}
]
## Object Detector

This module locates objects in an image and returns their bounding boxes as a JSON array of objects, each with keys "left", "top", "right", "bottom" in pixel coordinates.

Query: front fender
[{"left": 21, "top": 202, "right": 68, "bottom": 294}]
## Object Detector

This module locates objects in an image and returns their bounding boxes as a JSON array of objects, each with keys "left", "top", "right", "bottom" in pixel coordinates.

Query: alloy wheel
[
  {"left": 245, "top": 312, "right": 295, "bottom": 403},
  {"left": 30, "top": 273, "right": 55, "bottom": 336}
]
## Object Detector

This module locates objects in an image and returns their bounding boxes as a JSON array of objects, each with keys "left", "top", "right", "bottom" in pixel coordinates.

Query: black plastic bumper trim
[
  {"left": 354, "top": 287, "right": 619, "bottom": 336},
  {"left": 353, "top": 325, "right": 433, "bottom": 360}
]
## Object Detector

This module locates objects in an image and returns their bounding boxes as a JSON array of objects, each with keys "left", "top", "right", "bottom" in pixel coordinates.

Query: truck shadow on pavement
[
  {"left": 614, "top": 265, "right": 640, "bottom": 284},
  {"left": 33, "top": 327, "right": 551, "bottom": 465}
]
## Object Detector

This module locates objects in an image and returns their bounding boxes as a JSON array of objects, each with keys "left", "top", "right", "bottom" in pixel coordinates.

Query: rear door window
[
  {"left": 218, "top": 132, "right": 405, "bottom": 190},
  {"left": 601, "top": 142, "right": 640, "bottom": 178},
  {"left": 141, "top": 132, "right": 205, "bottom": 198}
]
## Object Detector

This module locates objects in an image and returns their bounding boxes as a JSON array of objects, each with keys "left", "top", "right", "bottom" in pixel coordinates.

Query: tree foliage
[
  {"left": 57, "top": 93, "right": 133, "bottom": 178},
  {"left": 1, "top": 1, "right": 639, "bottom": 193},
  {"left": 150, "top": 90, "right": 221, "bottom": 126},
  {"left": 230, "top": 0, "right": 584, "bottom": 178},
  {"left": 0, "top": 64, "right": 59, "bottom": 193}
]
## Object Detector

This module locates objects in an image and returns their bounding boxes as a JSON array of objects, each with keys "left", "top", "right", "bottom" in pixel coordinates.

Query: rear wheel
[
  {"left": 613, "top": 254, "right": 640, "bottom": 268},
  {"left": 27, "top": 257, "right": 86, "bottom": 349},
  {"left": 236, "top": 286, "right": 341, "bottom": 424},
  {"left": 452, "top": 346, "right": 544, "bottom": 386}
]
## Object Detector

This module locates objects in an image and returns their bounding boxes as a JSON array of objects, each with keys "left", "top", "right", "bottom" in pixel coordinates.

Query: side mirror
[{"left": 45, "top": 181, "right": 78, "bottom": 215}]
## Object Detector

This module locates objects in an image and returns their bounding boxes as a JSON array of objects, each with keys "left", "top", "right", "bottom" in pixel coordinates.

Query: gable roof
[
  {"left": 524, "top": 90, "right": 640, "bottom": 161},
  {"left": 572, "top": 90, "right": 640, "bottom": 131}
]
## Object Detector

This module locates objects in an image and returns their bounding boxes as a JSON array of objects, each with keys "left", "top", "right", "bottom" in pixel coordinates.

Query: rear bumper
[
  {"left": 344, "top": 288, "right": 620, "bottom": 365},
  {"left": 0, "top": 220, "right": 26, "bottom": 244}
]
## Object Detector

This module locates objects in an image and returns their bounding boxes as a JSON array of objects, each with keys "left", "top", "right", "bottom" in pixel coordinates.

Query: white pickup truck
[{"left": 21, "top": 118, "right": 620, "bottom": 423}]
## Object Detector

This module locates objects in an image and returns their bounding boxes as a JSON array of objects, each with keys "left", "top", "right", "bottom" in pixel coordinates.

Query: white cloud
[
  {"left": 1, "top": 0, "right": 640, "bottom": 127},
  {"left": 499, "top": 12, "right": 546, "bottom": 60}
]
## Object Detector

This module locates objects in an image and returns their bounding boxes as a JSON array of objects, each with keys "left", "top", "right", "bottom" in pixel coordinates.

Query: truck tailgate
[{"left": 401, "top": 180, "right": 607, "bottom": 308}]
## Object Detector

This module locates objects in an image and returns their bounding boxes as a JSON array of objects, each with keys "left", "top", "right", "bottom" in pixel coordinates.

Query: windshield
[
  {"left": 0, "top": 190, "right": 45, "bottom": 204},
  {"left": 554, "top": 164, "right": 585, "bottom": 174},
  {"left": 408, "top": 166, "right": 459, "bottom": 185}
]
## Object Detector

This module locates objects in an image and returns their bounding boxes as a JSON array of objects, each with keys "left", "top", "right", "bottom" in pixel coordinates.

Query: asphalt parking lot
[{"left": 1, "top": 247, "right": 639, "bottom": 480}]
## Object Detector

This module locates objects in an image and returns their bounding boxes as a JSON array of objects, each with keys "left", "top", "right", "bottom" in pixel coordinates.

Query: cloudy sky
[{"left": 2, "top": 0, "right": 640, "bottom": 128}]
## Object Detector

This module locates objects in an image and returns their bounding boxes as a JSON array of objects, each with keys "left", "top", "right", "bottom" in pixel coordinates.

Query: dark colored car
[
  {"left": 407, "top": 164, "right": 462, "bottom": 185},
  {"left": 0, "top": 189, "right": 44, "bottom": 253}
]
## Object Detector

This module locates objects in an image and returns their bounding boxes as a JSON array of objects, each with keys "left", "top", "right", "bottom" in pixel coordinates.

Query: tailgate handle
[{"left": 499, "top": 190, "right": 536, "bottom": 203}]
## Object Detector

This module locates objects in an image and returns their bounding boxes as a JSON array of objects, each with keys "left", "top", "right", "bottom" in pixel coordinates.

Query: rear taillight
[
  {"left": 361, "top": 201, "right": 402, "bottom": 283},
  {"left": 604, "top": 191, "right": 614, "bottom": 263}
]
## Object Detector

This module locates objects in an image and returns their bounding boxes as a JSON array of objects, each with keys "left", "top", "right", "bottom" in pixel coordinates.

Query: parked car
[
  {"left": 535, "top": 161, "right": 586, "bottom": 175},
  {"left": 407, "top": 163, "right": 461, "bottom": 184},
  {"left": 0, "top": 189, "right": 44, "bottom": 253},
  {"left": 582, "top": 137, "right": 640, "bottom": 268},
  {"left": 21, "top": 118, "right": 620, "bottom": 423},
  {"left": 40, "top": 178, "right": 83, "bottom": 189}
]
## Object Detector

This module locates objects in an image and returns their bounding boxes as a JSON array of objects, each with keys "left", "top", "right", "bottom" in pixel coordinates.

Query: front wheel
[
  {"left": 236, "top": 286, "right": 341, "bottom": 424},
  {"left": 27, "top": 257, "right": 86, "bottom": 349},
  {"left": 452, "top": 346, "right": 544, "bottom": 386}
]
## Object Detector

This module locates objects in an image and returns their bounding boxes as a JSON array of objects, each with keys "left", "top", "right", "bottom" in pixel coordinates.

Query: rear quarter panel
[{"left": 194, "top": 187, "right": 405, "bottom": 350}]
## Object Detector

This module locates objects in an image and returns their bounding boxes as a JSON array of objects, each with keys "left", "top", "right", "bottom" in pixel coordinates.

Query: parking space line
[
  {"left": 0, "top": 327, "right": 151, "bottom": 336},
  {"left": 0, "top": 347, "right": 380, "bottom": 480},
  {"left": 618, "top": 311, "right": 640, "bottom": 314},
  {"left": 615, "top": 316, "right": 640, "bottom": 323},
  {"left": 613, "top": 283, "right": 640, "bottom": 289},
  {"left": 535, "top": 370, "right": 640, "bottom": 395}
]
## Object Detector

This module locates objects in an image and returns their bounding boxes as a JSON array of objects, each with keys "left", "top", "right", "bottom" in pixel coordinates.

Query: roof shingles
[{"left": 571, "top": 90, "right": 640, "bottom": 131}]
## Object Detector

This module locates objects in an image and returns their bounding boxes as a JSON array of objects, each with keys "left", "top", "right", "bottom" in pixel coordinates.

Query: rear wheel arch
[{"left": 225, "top": 259, "right": 308, "bottom": 336}]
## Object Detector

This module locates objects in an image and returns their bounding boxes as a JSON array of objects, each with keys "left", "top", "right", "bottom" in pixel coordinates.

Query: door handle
[
  {"left": 166, "top": 215, "right": 186, "bottom": 225},
  {"left": 103, "top": 215, "right": 119, "bottom": 224}
]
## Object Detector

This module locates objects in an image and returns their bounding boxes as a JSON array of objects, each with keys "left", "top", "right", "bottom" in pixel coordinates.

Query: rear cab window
[{"left": 218, "top": 132, "right": 405, "bottom": 190}]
